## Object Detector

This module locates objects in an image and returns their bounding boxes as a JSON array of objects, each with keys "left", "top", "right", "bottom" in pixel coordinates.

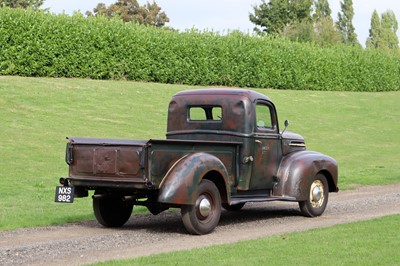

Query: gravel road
[{"left": 1, "top": 184, "right": 399, "bottom": 266}]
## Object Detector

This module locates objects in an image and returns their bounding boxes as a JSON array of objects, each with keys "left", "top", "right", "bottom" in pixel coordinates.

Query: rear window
[{"left": 189, "top": 106, "right": 222, "bottom": 121}]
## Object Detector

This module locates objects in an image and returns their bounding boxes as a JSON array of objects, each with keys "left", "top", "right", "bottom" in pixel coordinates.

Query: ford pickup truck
[{"left": 55, "top": 89, "right": 338, "bottom": 235}]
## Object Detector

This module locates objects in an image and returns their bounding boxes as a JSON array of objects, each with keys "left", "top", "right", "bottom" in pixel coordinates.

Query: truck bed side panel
[{"left": 148, "top": 139, "right": 239, "bottom": 188}]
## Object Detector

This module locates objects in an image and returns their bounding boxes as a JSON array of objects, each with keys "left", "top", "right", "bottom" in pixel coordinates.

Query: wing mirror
[{"left": 282, "top": 120, "right": 289, "bottom": 134}]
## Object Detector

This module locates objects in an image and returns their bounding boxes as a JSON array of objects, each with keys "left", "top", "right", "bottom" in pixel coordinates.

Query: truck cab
[{"left": 166, "top": 89, "right": 327, "bottom": 194}]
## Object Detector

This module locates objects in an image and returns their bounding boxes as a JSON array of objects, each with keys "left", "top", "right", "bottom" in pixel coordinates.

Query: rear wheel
[
  {"left": 181, "top": 179, "right": 221, "bottom": 235},
  {"left": 299, "top": 173, "right": 329, "bottom": 217},
  {"left": 93, "top": 192, "right": 133, "bottom": 227}
]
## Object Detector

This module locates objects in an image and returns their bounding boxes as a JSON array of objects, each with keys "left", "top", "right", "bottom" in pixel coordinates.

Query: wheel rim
[
  {"left": 196, "top": 194, "right": 213, "bottom": 220},
  {"left": 310, "top": 180, "right": 325, "bottom": 208}
]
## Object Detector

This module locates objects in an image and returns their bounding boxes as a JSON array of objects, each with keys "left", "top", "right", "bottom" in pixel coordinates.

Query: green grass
[
  {"left": 93, "top": 215, "right": 400, "bottom": 266},
  {"left": 0, "top": 76, "right": 191, "bottom": 230},
  {"left": 0, "top": 76, "right": 399, "bottom": 230}
]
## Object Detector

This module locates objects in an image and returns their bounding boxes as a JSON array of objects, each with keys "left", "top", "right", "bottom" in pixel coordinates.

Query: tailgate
[{"left": 66, "top": 137, "right": 148, "bottom": 186}]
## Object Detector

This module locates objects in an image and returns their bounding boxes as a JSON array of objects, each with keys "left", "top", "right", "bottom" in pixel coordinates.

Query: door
[{"left": 249, "top": 101, "right": 280, "bottom": 190}]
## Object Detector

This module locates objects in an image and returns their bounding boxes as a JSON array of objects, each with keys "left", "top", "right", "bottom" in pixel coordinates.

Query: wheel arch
[
  {"left": 273, "top": 151, "right": 338, "bottom": 200},
  {"left": 158, "top": 152, "right": 230, "bottom": 205}
]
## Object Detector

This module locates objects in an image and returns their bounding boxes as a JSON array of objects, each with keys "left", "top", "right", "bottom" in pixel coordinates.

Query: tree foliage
[
  {"left": 282, "top": 20, "right": 314, "bottom": 43},
  {"left": 250, "top": 0, "right": 340, "bottom": 46},
  {"left": 313, "top": 17, "right": 341, "bottom": 46},
  {"left": 0, "top": 0, "right": 43, "bottom": 9},
  {"left": 249, "top": 0, "right": 313, "bottom": 36},
  {"left": 86, "top": 0, "right": 169, "bottom": 27},
  {"left": 313, "top": 0, "right": 331, "bottom": 21},
  {"left": 366, "top": 10, "right": 381, "bottom": 48},
  {"left": 366, "top": 10, "right": 399, "bottom": 50},
  {"left": 312, "top": 0, "right": 341, "bottom": 46},
  {"left": 380, "top": 10, "right": 399, "bottom": 50},
  {"left": 336, "top": 0, "right": 359, "bottom": 46}
]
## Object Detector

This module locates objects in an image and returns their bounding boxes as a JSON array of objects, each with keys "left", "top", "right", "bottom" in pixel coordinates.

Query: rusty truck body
[{"left": 55, "top": 89, "right": 338, "bottom": 235}]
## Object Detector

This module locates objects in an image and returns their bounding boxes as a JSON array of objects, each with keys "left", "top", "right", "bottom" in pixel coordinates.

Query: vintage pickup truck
[{"left": 55, "top": 89, "right": 338, "bottom": 235}]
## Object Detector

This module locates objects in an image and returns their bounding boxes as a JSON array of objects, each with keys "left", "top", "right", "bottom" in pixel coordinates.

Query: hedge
[{"left": 1, "top": 7, "right": 399, "bottom": 91}]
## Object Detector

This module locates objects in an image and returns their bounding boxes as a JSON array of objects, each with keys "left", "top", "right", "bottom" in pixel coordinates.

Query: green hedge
[{"left": 1, "top": 8, "right": 399, "bottom": 91}]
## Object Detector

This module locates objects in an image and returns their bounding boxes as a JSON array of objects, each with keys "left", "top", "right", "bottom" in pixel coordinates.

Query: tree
[
  {"left": 312, "top": 17, "right": 341, "bottom": 46},
  {"left": 284, "top": 0, "right": 340, "bottom": 45},
  {"left": 86, "top": 0, "right": 169, "bottom": 27},
  {"left": 312, "top": 0, "right": 341, "bottom": 46},
  {"left": 366, "top": 9, "right": 399, "bottom": 50},
  {"left": 283, "top": 20, "right": 314, "bottom": 43},
  {"left": 366, "top": 10, "right": 381, "bottom": 48},
  {"left": 336, "top": 0, "right": 359, "bottom": 45},
  {"left": 0, "top": 0, "right": 43, "bottom": 9},
  {"left": 249, "top": 0, "right": 289, "bottom": 35},
  {"left": 249, "top": 0, "right": 313, "bottom": 36},
  {"left": 290, "top": 0, "right": 313, "bottom": 22},
  {"left": 249, "top": 0, "right": 341, "bottom": 45},
  {"left": 313, "top": 0, "right": 331, "bottom": 21},
  {"left": 380, "top": 10, "right": 399, "bottom": 49}
]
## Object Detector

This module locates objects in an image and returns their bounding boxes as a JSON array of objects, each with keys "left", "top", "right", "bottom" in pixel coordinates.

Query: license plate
[{"left": 55, "top": 186, "right": 75, "bottom": 203}]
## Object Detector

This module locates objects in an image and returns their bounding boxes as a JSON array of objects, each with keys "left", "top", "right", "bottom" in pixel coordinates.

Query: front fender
[
  {"left": 158, "top": 152, "right": 230, "bottom": 205},
  {"left": 273, "top": 151, "right": 338, "bottom": 200}
]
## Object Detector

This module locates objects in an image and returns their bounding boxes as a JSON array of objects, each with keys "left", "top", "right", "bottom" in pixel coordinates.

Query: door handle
[
  {"left": 242, "top": 156, "right": 254, "bottom": 164},
  {"left": 255, "top": 140, "right": 262, "bottom": 144}
]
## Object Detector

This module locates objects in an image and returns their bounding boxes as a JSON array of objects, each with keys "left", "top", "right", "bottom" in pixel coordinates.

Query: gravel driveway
[{"left": 1, "top": 184, "right": 399, "bottom": 265}]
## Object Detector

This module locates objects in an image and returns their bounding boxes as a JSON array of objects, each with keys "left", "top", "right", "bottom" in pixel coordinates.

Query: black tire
[
  {"left": 299, "top": 173, "right": 329, "bottom": 217},
  {"left": 181, "top": 179, "right": 221, "bottom": 235},
  {"left": 93, "top": 192, "right": 133, "bottom": 227},
  {"left": 222, "top": 202, "right": 245, "bottom": 211}
]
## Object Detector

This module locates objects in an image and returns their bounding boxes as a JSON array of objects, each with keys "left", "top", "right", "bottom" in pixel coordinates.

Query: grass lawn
[
  {"left": 92, "top": 214, "right": 400, "bottom": 266},
  {"left": 0, "top": 76, "right": 399, "bottom": 230}
]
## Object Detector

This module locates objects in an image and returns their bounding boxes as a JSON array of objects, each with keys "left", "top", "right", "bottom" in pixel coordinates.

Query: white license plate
[{"left": 55, "top": 186, "right": 75, "bottom": 203}]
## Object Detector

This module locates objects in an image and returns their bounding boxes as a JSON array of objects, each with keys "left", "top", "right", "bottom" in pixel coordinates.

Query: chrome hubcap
[
  {"left": 312, "top": 186, "right": 322, "bottom": 201},
  {"left": 310, "top": 180, "right": 324, "bottom": 208},
  {"left": 198, "top": 197, "right": 211, "bottom": 218}
]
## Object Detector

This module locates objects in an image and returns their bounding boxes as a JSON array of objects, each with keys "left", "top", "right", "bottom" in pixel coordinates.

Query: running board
[{"left": 230, "top": 196, "right": 297, "bottom": 205}]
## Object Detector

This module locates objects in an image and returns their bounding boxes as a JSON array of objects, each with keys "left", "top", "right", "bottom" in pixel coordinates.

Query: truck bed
[{"left": 66, "top": 137, "right": 241, "bottom": 190}]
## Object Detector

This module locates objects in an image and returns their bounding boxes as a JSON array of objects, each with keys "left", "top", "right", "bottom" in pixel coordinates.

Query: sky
[{"left": 42, "top": 0, "right": 400, "bottom": 46}]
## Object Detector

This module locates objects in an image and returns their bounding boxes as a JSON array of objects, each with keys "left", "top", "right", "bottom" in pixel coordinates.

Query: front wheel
[
  {"left": 181, "top": 179, "right": 221, "bottom": 235},
  {"left": 299, "top": 173, "right": 329, "bottom": 217},
  {"left": 93, "top": 192, "right": 133, "bottom": 227}
]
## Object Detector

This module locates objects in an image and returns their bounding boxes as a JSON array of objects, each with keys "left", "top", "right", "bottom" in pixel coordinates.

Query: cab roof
[{"left": 173, "top": 88, "right": 272, "bottom": 103}]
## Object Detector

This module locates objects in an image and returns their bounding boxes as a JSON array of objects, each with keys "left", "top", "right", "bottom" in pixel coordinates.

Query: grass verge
[{"left": 93, "top": 215, "right": 400, "bottom": 266}]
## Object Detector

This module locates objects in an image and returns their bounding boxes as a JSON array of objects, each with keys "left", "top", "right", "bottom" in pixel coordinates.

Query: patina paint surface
[
  {"left": 61, "top": 88, "right": 338, "bottom": 215},
  {"left": 157, "top": 152, "right": 231, "bottom": 205},
  {"left": 68, "top": 138, "right": 146, "bottom": 180},
  {"left": 273, "top": 150, "right": 338, "bottom": 200},
  {"left": 167, "top": 89, "right": 267, "bottom": 136},
  {"left": 148, "top": 139, "right": 237, "bottom": 188}
]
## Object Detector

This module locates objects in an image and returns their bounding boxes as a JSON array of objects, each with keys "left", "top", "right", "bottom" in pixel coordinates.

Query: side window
[
  {"left": 256, "top": 104, "right": 273, "bottom": 129},
  {"left": 189, "top": 106, "right": 222, "bottom": 121}
]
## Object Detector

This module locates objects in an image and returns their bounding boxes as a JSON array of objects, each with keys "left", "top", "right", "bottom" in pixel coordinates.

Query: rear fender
[
  {"left": 158, "top": 152, "right": 230, "bottom": 205},
  {"left": 273, "top": 151, "right": 338, "bottom": 200}
]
